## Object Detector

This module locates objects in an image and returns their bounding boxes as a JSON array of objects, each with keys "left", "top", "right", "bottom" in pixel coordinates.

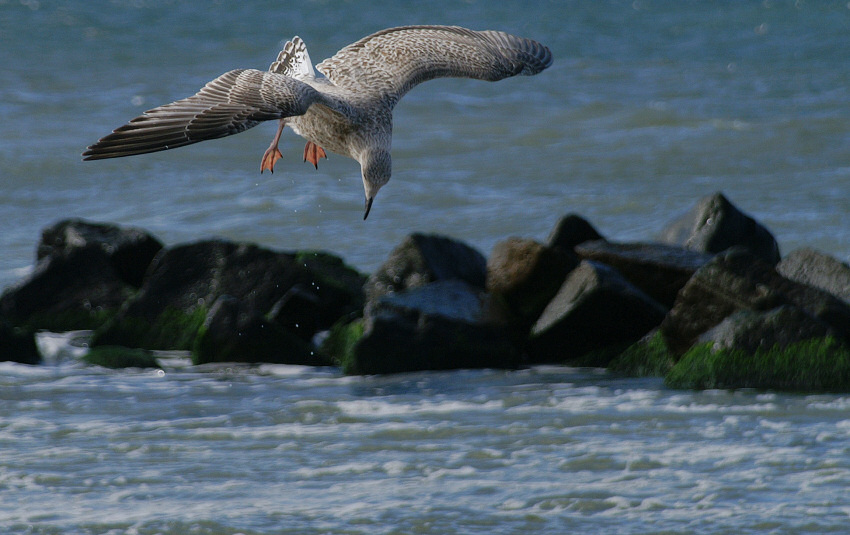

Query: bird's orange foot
[
  {"left": 260, "top": 146, "right": 283, "bottom": 174},
  {"left": 303, "top": 141, "right": 327, "bottom": 169}
]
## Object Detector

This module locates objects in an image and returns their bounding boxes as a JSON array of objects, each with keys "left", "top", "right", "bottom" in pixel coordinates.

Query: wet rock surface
[{"left": 5, "top": 193, "right": 850, "bottom": 391}]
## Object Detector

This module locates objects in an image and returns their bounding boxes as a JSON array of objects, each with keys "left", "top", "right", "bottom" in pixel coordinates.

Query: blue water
[{"left": 2, "top": 1, "right": 850, "bottom": 533}]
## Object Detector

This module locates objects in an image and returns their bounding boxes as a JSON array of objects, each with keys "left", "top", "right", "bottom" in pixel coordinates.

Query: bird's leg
[
  {"left": 303, "top": 141, "right": 327, "bottom": 169},
  {"left": 260, "top": 119, "right": 286, "bottom": 174}
]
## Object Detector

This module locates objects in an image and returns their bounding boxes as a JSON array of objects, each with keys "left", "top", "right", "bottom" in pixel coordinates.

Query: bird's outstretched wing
[
  {"left": 83, "top": 68, "right": 320, "bottom": 160},
  {"left": 316, "top": 25, "right": 552, "bottom": 107}
]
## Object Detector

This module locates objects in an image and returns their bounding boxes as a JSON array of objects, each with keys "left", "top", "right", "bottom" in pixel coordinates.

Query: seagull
[{"left": 83, "top": 25, "right": 553, "bottom": 219}]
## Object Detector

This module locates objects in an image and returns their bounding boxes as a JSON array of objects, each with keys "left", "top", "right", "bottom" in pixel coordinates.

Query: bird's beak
[{"left": 363, "top": 196, "right": 374, "bottom": 220}]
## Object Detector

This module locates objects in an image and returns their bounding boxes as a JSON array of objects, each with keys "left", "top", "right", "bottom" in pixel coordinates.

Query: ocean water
[{"left": 2, "top": 1, "right": 850, "bottom": 533}]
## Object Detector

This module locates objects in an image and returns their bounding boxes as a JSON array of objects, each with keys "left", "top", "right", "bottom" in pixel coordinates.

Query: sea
[{"left": 1, "top": 1, "right": 849, "bottom": 533}]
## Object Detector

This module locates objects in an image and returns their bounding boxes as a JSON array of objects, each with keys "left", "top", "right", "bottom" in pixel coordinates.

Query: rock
[
  {"left": 364, "top": 233, "right": 487, "bottom": 302},
  {"left": 575, "top": 240, "right": 713, "bottom": 308},
  {"left": 0, "top": 320, "right": 40, "bottom": 365},
  {"left": 486, "top": 238, "right": 579, "bottom": 326},
  {"left": 666, "top": 333, "right": 850, "bottom": 392},
  {"left": 777, "top": 248, "right": 850, "bottom": 303},
  {"left": 37, "top": 218, "right": 163, "bottom": 287},
  {"left": 192, "top": 295, "right": 326, "bottom": 365},
  {"left": 528, "top": 261, "right": 667, "bottom": 365},
  {"left": 92, "top": 240, "right": 365, "bottom": 352},
  {"left": 290, "top": 251, "right": 368, "bottom": 332},
  {"left": 0, "top": 245, "right": 134, "bottom": 332},
  {"left": 659, "top": 192, "right": 780, "bottom": 265},
  {"left": 695, "top": 305, "right": 834, "bottom": 355},
  {"left": 608, "top": 330, "right": 675, "bottom": 378},
  {"left": 340, "top": 280, "right": 521, "bottom": 374},
  {"left": 82, "top": 345, "right": 161, "bottom": 369},
  {"left": 546, "top": 214, "right": 604, "bottom": 252},
  {"left": 661, "top": 248, "right": 850, "bottom": 355}
]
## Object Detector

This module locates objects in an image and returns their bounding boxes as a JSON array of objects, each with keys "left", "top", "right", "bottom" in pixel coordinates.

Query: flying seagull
[{"left": 83, "top": 25, "right": 553, "bottom": 219}]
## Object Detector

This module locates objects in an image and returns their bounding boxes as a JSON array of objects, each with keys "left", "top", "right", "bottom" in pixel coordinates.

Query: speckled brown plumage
[{"left": 83, "top": 25, "right": 552, "bottom": 218}]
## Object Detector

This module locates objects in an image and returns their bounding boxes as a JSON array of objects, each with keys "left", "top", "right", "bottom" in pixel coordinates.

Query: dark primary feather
[{"left": 83, "top": 69, "right": 318, "bottom": 160}]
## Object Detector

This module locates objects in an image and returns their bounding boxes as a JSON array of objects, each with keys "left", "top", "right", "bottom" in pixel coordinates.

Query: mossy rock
[
  {"left": 22, "top": 308, "right": 118, "bottom": 333},
  {"left": 320, "top": 317, "right": 365, "bottom": 373},
  {"left": 92, "top": 306, "right": 208, "bottom": 351},
  {"left": 665, "top": 337, "right": 850, "bottom": 392},
  {"left": 82, "top": 345, "right": 162, "bottom": 369},
  {"left": 608, "top": 331, "right": 676, "bottom": 378}
]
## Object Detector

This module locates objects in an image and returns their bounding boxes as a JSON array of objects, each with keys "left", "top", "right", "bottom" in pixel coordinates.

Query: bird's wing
[
  {"left": 316, "top": 25, "right": 552, "bottom": 107},
  {"left": 83, "top": 68, "right": 320, "bottom": 160}
]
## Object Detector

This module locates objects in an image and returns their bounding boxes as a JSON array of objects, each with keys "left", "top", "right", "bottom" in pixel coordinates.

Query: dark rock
[
  {"left": 661, "top": 248, "right": 850, "bottom": 355},
  {"left": 192, "top": 295, "right": 326, "bottom": 366},
  {"left": 267, "top": 284, "right": 322, "bottom": 341},
  {"left": 659, "top": 192, "right": 780, "bottom": 265},
  {"left": 92, "top": 240, "right": 365, "bottom": 352},
  {"left": 342, "top": 280, "right": 521, "bottom": 374},
  {"left": 37, "top": 218, "right": 163, "bottom": 288},
  {"left": 546, "top": 214, "right": 605, "bottom": 252},
  {"left": 0, "top": 245, "right": 134, "bottom": 332},
  {"left": 486, "top": 238, "right": 579, "bottom": 326},
  {"left": 528, "top": 261, "right": 667, "bottom": 365},
  {"left": 291, "top": 251, "right": 368, "bottom": 330},
  {"left": 575, "top": 240, "right": 713, "bottom": 308},
  {"left": 82, "top": 345, "right": 161, "bottom": 369},
  {"left": 0, "top": 320, "right": 40, "bottom": 365},
  {"left": 777, "top": 248, "right": 850, "bottom": 303},
  {"left": 364, "top": 233, "right": 487, "bottom": 302},
  {"left": 695, "top": 305, "right": 833, "bottom": 355}
]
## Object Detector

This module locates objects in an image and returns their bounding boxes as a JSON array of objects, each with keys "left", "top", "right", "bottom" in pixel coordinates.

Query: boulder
[
  {"left": 37, "top": 218, "right": 163, "bottom": 288},
  {"left": 661, "top": 248, "right": 850, "bottom": 355},
  {"left": 364, "top": 233, "right": 487, "bottom": 302},
  {"left": 92, "top": 240, "right": 365, "bottom": 352},
  {"left": 0, "top": 320, "right": 40, "bottom": 365},
  {"left": 777, "top": 248, "right": 850, "bottom": 303},
  {"left": 695, "top": 305, "right": 834, "bottom": 355},
  {"left": 486, "top": 238, "right": 578, "bottom": 326},
  {"left": 339, "top": 280, "right": 521, "bottom": 374},
  {"left": 608, "top": 330, "right": 675, "bottom": 378},
  {"left": 659, "top": 192, "right": 780, "bottom": 265},
  {"left": 528, "top": 261, "right": 667, "bottom": 365},
  {"left": 0, "top": 245, "right": 134, "bottom": 332},
  {"left": 546, "top": 214, "right": 605, "bottom": 252},
  {"left": 192, "top": 295, "right": 327, "bottom": 366},
  {"left": 575, "top": 240, "right": 713, "bottom": 308},
  {"left": 666, "top": 308, "right": 850, "bottom": 391},
  {"left": 82, "top": 345, "right": 161, "bottom": 369}
]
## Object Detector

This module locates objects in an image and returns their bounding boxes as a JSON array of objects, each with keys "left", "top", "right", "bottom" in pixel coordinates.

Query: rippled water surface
[
  {"left": 2, "top": 1, "right": 850, "bottom": 533},
  {"left": 3, "top": 342, "right": 850, "bottom": 534}
]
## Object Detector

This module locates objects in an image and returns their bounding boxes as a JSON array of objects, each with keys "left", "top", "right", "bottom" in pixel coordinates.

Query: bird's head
[{"left": 361, "top": 150, "right": 391, "bottom": 220}]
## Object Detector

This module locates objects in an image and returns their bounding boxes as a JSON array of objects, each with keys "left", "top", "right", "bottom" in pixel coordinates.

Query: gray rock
[
  {"left": 575, "top": 240, "right": 713, "bottom": 308},
  {"left": 529, "top": 261, "right": 667, "bottom": 365},
  {"left": 659, "top": 192, "right": 780, "bottom": 265},
  {"left": 661, "top": 248, "right": 850, "bottom": 355},
  {"left": 697, "top": 305, "right": 833, "bottom": 355},
  {"left": 546, "top": 214, "right": 604, "bottom": 252},
  {"left": 37, "top": 218, "right": 163, "bottom": 288},
  {"left": 364, "top": 233, "right": 486, "bottom": 302},
  {"left": 486, "top": 237, "right": 578, "bottom": 326},
  {"left": 777, "top": 248, "right": 850, "bottom": 304},
  {"left": 346, "top": 280, "right": 521, "bottom": 374}
]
